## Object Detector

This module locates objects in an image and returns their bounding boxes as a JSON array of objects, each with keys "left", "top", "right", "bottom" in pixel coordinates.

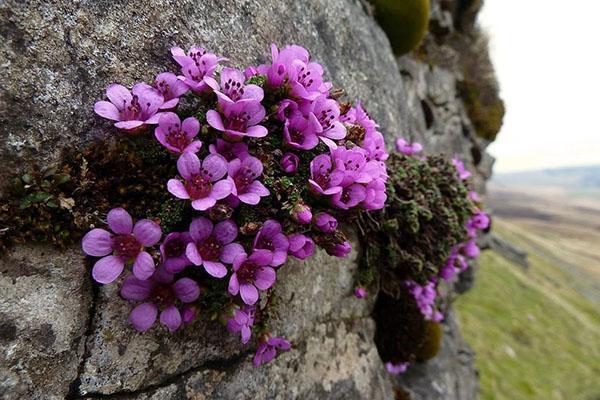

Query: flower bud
[
  {"left": 314, "top": 212, "right": 338, "bottom": 233},
  {"left": 354, "top": 287, "right": 367, "bottom": 299},
  {"left": 208, "top": 203, "right": 234, "bottom": 221},
  {"left": 182, "top": 305, "right": 198, "bottom": 324},
  {"left": 292, "top": 203, "right": 312, "bottom": 225},
  {"left": 327, "top": 240, "right": 352, "bottom": 258},
  {"left": 288, "top": 234, "right": 315, "bottom": 260},
  {"left": 280, "top": 152, "right": 300, "bottom": 174}
]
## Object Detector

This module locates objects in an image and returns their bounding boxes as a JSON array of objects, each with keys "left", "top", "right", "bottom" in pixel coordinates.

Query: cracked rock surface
[{"left": 0, "top": 0, "right": 498, "bottom": 398}]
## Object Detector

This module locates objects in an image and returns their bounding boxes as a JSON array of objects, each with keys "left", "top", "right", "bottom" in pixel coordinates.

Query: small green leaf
[
  {"left": 21, "top": 174, "right": 33, "bottom": 184},
  {"left": 54, "top": 174, "right": 70, "bottom": 185}
]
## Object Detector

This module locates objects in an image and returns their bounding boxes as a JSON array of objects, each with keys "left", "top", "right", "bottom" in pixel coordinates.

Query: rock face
[{"left": 0, "top": 0, "right": 499, "bottom": 399}]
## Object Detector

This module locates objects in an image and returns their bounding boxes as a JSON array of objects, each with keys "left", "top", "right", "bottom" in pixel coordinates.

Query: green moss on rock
[{"left": 371, "top": 0, "right": 430, "bottom": 55}]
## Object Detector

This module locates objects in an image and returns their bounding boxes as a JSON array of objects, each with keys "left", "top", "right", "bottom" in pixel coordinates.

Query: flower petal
[
  {"left": 177, "top": 152, "right": 201, "bottom": 180},
  {"left": 202, "top": 154, "right": 228, "bottom": 180},
  {"left": 254, "top": 267, "right": 276, "bottom": 290},
  {"left": 189, "top": 217, "right": 213, "bottom": 242},
  {"left": 186, "top": 242, "right": 203, "bottom": 265},
  {"left": 107, "top": 207, "right": 133, "bottom": 234},
  {"left": 220, "top": 243, "right": 245, "bottom": 264},
  {"left": 182, "top": 116, "right": 200, "bottom": 138},
  {"left": 203, "top": 261, "right": 227, "bottom": 278},
  {"left": 94, "top": 101, "right": 121, "bottom": 121},
  {"left": 210, "top": 179, "right": 233, "bottom": 200},
  {"left": 213, "top": 220, "right": 238, "bottom": 244},
  {"left": 167, "top": 179, "right": 190, "bottom": 199},
  {"left": 106, "top": 84, "right": 132, "bottom": 107},
  {"left": 133, "top": 220, "right": 162, "bottom": 246},
  {"left": 173, "top": 278, "right": 201, "bottom": 302},
  {"left": 228, "top": 273, "right": 240, "bottom": 296},
  {"left": 115, "top": 120, "right": 144, "bottom": 130},
  {"left": 82, "top": 228, "right": 113, "bottom": 257},
  {"left": 191, "top": 197, "right": 216, "bottom": 211},
  {"left": 160, "top": 305, "right": 182, "bottom": 332},
  {"left": 206, "top": 109, "right": 225, "bottom": 131},
  {"left": 120, "top": 275, "right": 153, "bottom": 301},
  {"left": 92, "top": 255, "right": 125, "bottom": 284},
  {"left": 129, "top": 302, "right": 158, "bottom": 332},
  {"left": 245, "top": 125, "right": 268, "bottom": 138},
  {"left": 132, "top": 251, "right": 155, "bottom": 280},
  {"left": 240, "top": 283, "right": 259, "bottom": 305}
]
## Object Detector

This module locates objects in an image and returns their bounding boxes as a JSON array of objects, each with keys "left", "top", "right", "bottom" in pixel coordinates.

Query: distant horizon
[{"left": 493, "top": 163, "right": 600, "bottom": 176}]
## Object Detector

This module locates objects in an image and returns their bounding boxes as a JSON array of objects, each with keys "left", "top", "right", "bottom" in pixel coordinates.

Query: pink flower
[
  {"left": 215, "top": 67, "right": 264, "bottom": 104},
  {"left": 253, "top": 220, "right": 290, "bottom": 267},
  {"left": 209, "top": 139, "right": 249, "bottom": 161},
  {"left": 228, "top": 250, "right": 276, "bottom": 305},
  {"left": 226, "top": 305, "right": 256, "bottom": 344},
  {"left": 253, "top": 336, "right": 291, "bottom": 367},
  {"left": 206, "top": 100, "right": 268, "bottom": 140},
  {"left": 154, "top": 112, "right": 202, "bottom": 154},
  {"left": 308, "top": 154, "right": 345, "bottom": 195},
  {"left": 171, "top": 46, "right": 221, "bottom": 94},
  {"left": 283, "top": 113, "right": 320, "bottom": 150},
  {"left": 94, "top": 83, "right": 164, "bottom": 131},
  {"left": 185, "top": 217, "right": 245, "bottom": 278},
  {"left": 287, "top": 234, "right": 315, "bottom": 260},
  {"left": 228, "top": 156, "right": 270, "bottom": 205},
  {"left": 152, "top": 72, "right": 189, "bottom": 110},
  {"left": 314, "top": 212, "right": 338, "bottom": 233},
  {"left": 326, "top": 240, "right": 352, "bottom": 258},
  {"left": 82, "top": 207, "right": 162, "bottom": 284},
  {"left": 291, "top": 203, "right": 312, "bottom": 225},
  {"left": 386, "top": 362, "right": 409, "bottom": 375},
  {"left": 160, "top": 232, "right": 193, "bottom": 273},
  {"left": 354, "top": 287, "right": 367, "bottom": 299},
  {"left": 452, "top": 158, "right": 472, "bottom": 180},
  {"left": 167, "top": 153, "right": 233, "bottom": 211},
  {"left": 394, "top": 138, "right": 423, "bottom": 156},
  {"left": 120, "top": 267, "right": 200, "bottom": 332},
  {"left": 280, "top": 152, "right": 300, "bottom": 174}
]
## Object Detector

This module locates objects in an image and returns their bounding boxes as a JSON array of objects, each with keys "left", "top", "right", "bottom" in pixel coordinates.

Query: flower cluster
[{"left": 84, "top": 43, "right": 388, "bottom": 368}]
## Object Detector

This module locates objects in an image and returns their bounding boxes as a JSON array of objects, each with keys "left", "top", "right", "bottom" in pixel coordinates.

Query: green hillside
[{"left": 455, "top": 220, "right": 600, "bottom": 400}]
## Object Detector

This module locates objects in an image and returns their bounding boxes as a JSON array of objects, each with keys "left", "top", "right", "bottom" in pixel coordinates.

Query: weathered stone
[{"left": 0, "top": 245, "right": 91, "bottom": 400}]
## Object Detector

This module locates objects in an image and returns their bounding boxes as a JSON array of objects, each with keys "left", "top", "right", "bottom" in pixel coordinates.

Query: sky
[{"left": 479, "top": 0, "right": 600, "bottom": 173}]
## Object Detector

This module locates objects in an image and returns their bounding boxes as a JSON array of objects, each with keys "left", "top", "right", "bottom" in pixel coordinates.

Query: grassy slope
[{"left": 455, "top": 220, "right": 600, "bottom": 400}]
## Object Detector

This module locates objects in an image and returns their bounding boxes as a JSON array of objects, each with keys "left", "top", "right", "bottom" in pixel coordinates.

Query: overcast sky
[{"left": 479, "top": 0, "right": 600, "bottom": 173}]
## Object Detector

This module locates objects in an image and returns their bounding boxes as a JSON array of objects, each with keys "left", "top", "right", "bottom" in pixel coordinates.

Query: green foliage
[
  {"left": 371, "top": 0, "right": 430, "bottom": 55},
  {"left": 458, "top": 79, "right": 505, "bottom": 141}
]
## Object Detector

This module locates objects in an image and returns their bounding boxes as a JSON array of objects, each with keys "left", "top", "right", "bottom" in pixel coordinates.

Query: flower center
[
  {"left": 166, "top": 124, "right": 189, "bottom": 150},
  {"left": 256, "top": 237, "right": 274, "bottom": 252},
  {"left": 165, "top": 237, "right": 186, "bottom": 258},
  {"left": 185, "top": 174, "right": 212, "bottom": 199},
  {"left": 290, "top": 127, "right": 305, "bottom": 144},
  {"left": 318, "top": 108, "right": 335, "bottom": 130},
  {"left": 237, "top": 261, "right": 258, "bottom": 284},
  {"left": 224, "top": 78, "right": 244, "bottom": 101},
  {"left": 227, "top": 113, "right": 251, "bottom": 132},
  {"left": 234, "top": 166, "right": 256, "bottom": 191},
  {"left": 113, "top": 234, "right": 141, "bottom": 259},
  {"left": 152, "top": 284, "right": 176, "bottom": 306},
  {"left": 197, "top": 236, "right": 222, "bottom": 261}
]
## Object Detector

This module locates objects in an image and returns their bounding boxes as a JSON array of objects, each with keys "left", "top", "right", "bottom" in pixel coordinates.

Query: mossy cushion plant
[{"left": 371, "top": 0, "right": 430, "bottom": 55}]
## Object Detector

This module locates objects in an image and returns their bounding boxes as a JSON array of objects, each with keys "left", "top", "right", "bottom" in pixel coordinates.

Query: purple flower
[
  {"left": 167, "top": 152, "right": 233, "bottom": 211},
  {"left": 94, "top": 83, "right": 164, "bottom": 131},
  {"left": 331, "top": 184, "right": 367, "bottom": 210},
  {"left": 452, "top": 158, "right": 472, "bottom": 180},
  {"left": 353, "top": 102, "right": 378, "bottom": 135},
  {"left": 363, "top": 130, "right": 389, "bottom": 162},
  {"left": 215, "top": 67, "right": 264, "bottom": 104},
  {"left": 291, "top": 203, "right": 312, "bottom": 225},
  {"left": 206, "top": 100, "right": 267, "bottom": 140},
  {"left": 287, "top": 58, "right": 331, "bottom": 100},
  {"left": 182, "top": 305, "right": 198, "bottom": 324},
  {"left": 185, "top": 217, "right": 245, "bottom": 278},
  {"left": 226, "top": 305, "right": 256, "bottom": 344},
  {"left": 253, "top": 336, "right": 291, "bottom": 367},
  {"left": 306, "top": 95, "right": 346, "bottom": 148},
  {"left": 209, "top": 139, "right": 249, "bottom": 161},
  {"left": 326, "top": 240, "right": 352, "bottom": 258},
  {"left": 288, "top": 234, "right": 315, "bottom": 260},
  {"left": 468, "top": 210, "right": 490, "bottom": 230},
  {"left": 280, "top": 152, "right": 299, "bottom": 174},
  {"left": 395, "top": 137, "right": 423, "bottom": 156},
  {"left": 260, "top": 44, "right": 309, "bottom": 88},
  {"left": 283, "top": 114, "right": 320, "bottom": 150},
  {"left": 82, "top": 207, "right": 162, "bottom": 284},
  {"left": 362, "top": 178, "right": 387, "bottom": 211},
  {"left": 171, "top": 46, "right": 221, "bottom": 94},
  {"left": 160, "top": 232, "right": 192, "bottom": 273},
  {"left": 386, "top": 362, "right": 409, "bottom": 375},
  {"left": 228, "top": 156, "right": 270, "bottom": 205},
  {"left": 154, "top": 72, "right": 189, "bottom": 110},
  {"left": 406, "top": 280, "right": 441, "bottom": 321},
  {"left": 314, "top": 212, "right": 338, "bottom": 233},
  {"left": 277, "top": 99, "right": 299, "bottom": 121},
  {"left": 354, "top": 287, "right": 367, "bottom": 299},
  {"left": 462, "top": 240, "right": 480, "bottom": 259},
  {"left": 253, "top": 220, "right": 290, "bottom": 267},
  {"left": 154, "top": 112, "right": 202, "bottom": 154},
  {"left": 308, "top": 154, "right": 345, "bottom": 195},
  {"left": 120, "top": 268, "right": 200, "bottom": 332},
  {"left": 229, "top": 250, "right": 276, "bottom": 305},
  {"left": 468, "top": 191, "right": 482, "bottom": 202},
  {"left": 331, "top": 147, "right": 377, "bottom": 186}
]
